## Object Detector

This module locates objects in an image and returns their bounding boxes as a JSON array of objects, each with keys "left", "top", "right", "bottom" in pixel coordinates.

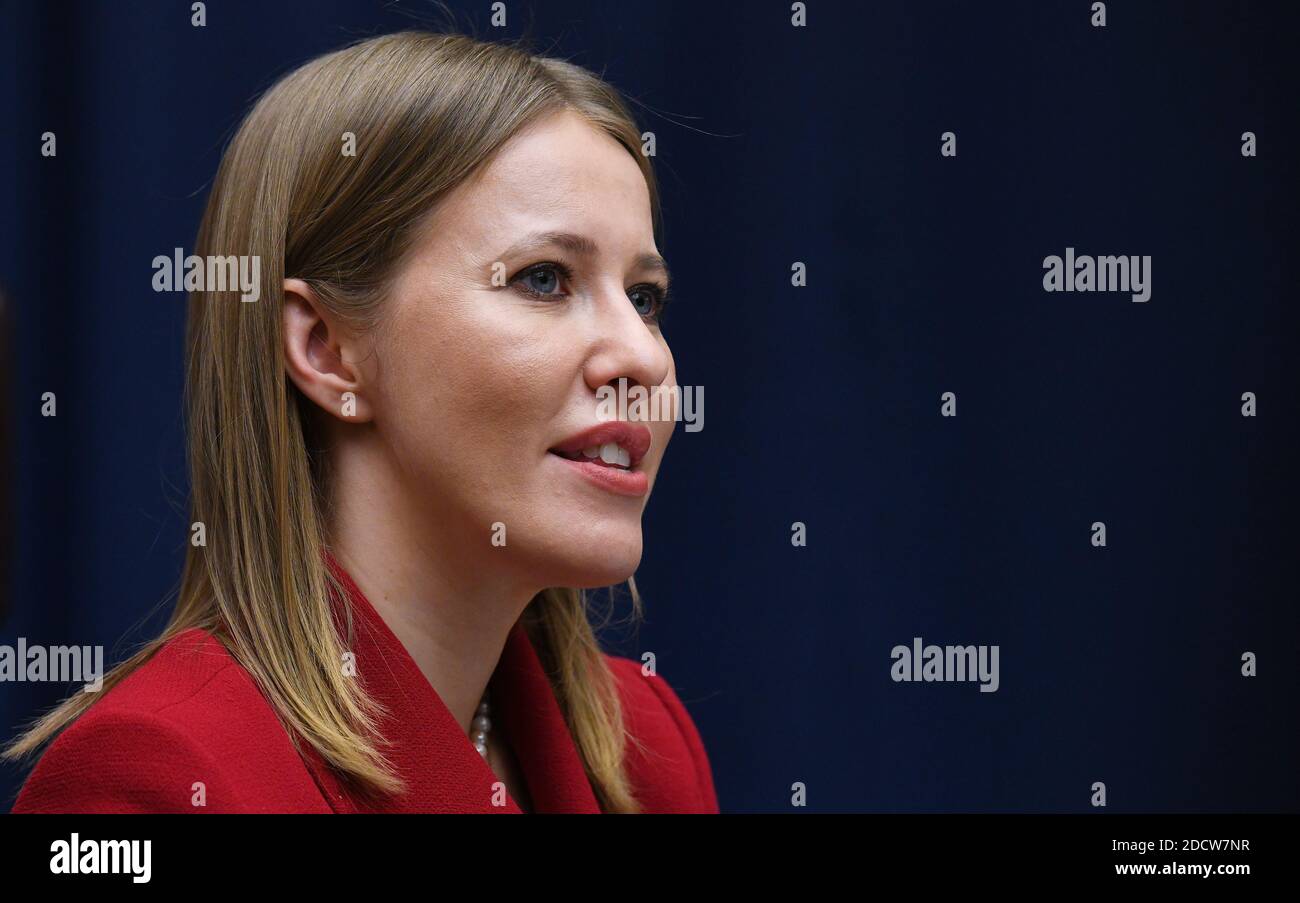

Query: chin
[{"left": 543, "top": 532, "right": 644, "bottom": 589}]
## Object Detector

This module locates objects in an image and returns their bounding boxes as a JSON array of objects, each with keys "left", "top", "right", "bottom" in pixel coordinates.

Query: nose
[{"left": 581, "top": 281, "right": 672, "bottom": 400}]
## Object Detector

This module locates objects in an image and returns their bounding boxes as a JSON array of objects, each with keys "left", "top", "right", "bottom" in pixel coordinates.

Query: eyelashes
[
  {"left": 509, "top": 260, "right": 671, "bottom": 321},
  {"left": 512, "top": 261, "right": 571, "bottom": 299}
]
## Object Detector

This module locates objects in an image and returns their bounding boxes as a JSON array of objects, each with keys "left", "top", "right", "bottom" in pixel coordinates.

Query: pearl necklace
[{"left": 471, "top": 689, "right": 492, "bottom": 758}]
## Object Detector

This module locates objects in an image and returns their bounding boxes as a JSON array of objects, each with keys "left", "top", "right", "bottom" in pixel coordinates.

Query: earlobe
[{"left": 282, "top": 278, "right": 374, "bottom": 423}]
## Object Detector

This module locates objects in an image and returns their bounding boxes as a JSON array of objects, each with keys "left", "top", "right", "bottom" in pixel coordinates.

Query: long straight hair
[{"left": 4, "top": 30, "right": 661, "bottom": 813}]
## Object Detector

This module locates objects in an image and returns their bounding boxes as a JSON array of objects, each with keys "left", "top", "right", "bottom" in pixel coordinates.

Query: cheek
[{"left": 375, "top": 291, "right": 565, "bottom": 471}]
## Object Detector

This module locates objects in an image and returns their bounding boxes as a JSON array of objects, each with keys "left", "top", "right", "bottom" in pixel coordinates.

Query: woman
[{"left": 5, "top": 31, "right": 717, "bottom": 814}]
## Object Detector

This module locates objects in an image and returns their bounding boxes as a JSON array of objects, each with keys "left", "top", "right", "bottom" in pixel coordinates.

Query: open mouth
[
  {"left": 547, "top": 423, "right": 652, "bottom": 497},
  {"left": 547, "top": 421, "right": 651, "bottom": 469},
  {"left": 549, "top": 442, "right": 633, "bottom": 469}
]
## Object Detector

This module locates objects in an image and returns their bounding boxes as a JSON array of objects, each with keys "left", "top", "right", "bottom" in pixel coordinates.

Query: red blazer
[{"left": 11, "top": 563, "right": 719, "bottom": 814}]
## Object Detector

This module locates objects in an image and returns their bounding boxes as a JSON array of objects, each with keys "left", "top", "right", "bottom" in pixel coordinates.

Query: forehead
[{"left": 437, "top": 110, "right": 656, "bottom": 252}]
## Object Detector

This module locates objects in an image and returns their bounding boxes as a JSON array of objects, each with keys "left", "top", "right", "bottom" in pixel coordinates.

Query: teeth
[{"left": 565, "top": 442, "right": 632, "bottom": 467}]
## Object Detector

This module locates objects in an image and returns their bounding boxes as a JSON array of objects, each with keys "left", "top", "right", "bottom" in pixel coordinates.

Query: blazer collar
[{"left": 304, "top": 552, "right": 603, "bottom": 813}]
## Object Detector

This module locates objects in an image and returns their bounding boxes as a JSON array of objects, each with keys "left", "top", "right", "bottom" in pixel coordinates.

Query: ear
[{"left": 282, "top": 278, "right": 374, "bottom": 423}]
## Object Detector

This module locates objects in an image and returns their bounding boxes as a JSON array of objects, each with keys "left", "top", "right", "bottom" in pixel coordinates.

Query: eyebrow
[{"left": 497, "top": 230, "right": 671, "bottom": 286}]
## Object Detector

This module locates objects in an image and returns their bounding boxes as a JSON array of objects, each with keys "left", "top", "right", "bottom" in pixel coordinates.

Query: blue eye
[
  {"left": 510, "top": 261, "right": 671, "bottom": 321},
  {"left": 629, "top": 284, "right": 671, "bottom": 320},
  {"left": 513, "top": 262, "right": 569, "bottom": 298}
]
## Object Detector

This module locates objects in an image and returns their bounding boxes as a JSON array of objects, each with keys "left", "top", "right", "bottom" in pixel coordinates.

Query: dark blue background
[{"left": 2, "top": 0, "right": 1297, "bottom": 813}]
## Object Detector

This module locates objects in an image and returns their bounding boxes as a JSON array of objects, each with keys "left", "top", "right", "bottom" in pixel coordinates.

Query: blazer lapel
[
  {"left": 490, "top": 619, "right": 603, "bottom": 814},
  {"left": 306, "top": 554, "right": 601, "bottom": 814}
]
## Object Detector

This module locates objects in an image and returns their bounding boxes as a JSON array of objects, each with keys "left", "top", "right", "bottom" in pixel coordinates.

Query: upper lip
[{"left": 549, "top": 421, "right": 652, "bottom": 468}]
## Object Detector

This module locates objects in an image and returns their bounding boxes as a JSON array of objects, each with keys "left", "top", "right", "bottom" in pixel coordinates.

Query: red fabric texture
[{"left": 11, "top": 560, "right": 719, "bottom": 814}]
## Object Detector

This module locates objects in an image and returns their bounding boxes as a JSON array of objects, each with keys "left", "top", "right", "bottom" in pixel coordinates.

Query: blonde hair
[{"left": 4, "top": 30, "right": 661, "bottom": 813}]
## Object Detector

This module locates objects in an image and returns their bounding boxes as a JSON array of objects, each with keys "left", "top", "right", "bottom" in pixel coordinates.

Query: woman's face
[{"left": 368, "top": 110, "right": 677, "bottom": 591}]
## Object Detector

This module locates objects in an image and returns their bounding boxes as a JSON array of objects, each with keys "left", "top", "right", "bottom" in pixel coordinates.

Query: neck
[{"left": 324, "top": 431, "right": 538, "bottom": 741}]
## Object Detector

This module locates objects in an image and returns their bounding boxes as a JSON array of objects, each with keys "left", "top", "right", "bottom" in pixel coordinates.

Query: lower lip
[{"left": 549, "top": 453, "right": 649, "bottom": 498}]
